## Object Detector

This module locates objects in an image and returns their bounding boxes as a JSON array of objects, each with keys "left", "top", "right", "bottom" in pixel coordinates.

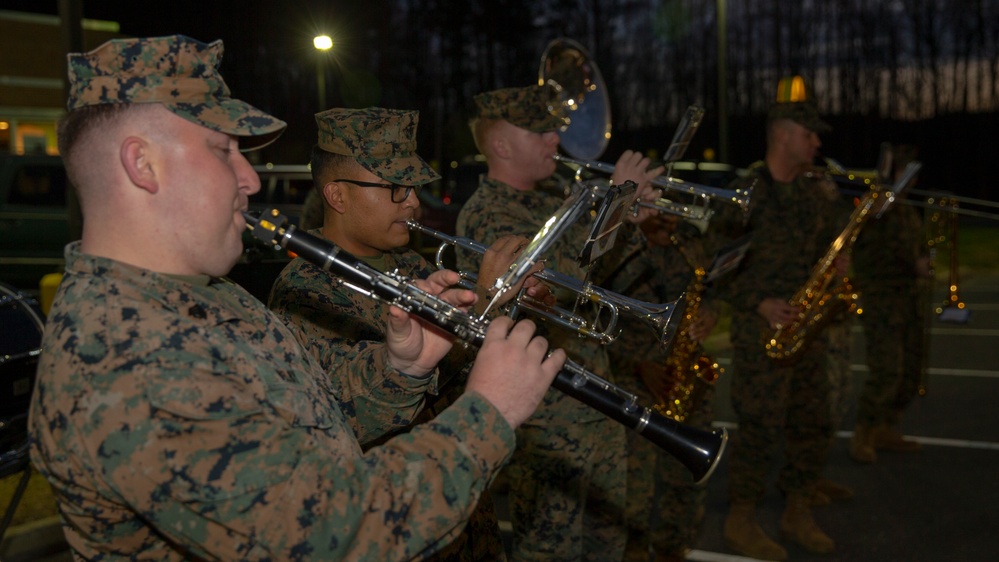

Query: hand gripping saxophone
[{"left": 766, "top": 161, "right": 922, "bottom": 361}]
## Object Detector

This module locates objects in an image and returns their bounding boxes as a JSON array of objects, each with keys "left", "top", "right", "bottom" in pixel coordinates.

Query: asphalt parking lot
[{"left": 681, "top": 273, "right": 999, "bottom": 561}]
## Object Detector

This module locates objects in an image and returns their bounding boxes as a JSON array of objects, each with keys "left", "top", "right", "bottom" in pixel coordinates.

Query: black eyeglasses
[{"left": 334, "top": 179, "right": 421, "bottom": 203}]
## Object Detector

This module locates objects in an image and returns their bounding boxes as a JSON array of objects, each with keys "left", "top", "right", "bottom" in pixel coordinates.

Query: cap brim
[
  {"left": 510, "top": 113, "right": 567, "bottom": 134},
  {"left": 169, "top": 98, "right": 287, "bottom": 151},
  {"left": 359, "top": 154, "right": 441, "bottom": 186}
]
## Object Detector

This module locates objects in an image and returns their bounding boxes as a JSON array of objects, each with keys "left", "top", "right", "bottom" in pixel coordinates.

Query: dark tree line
[{"left": 190, "top": 0, "right": 996, "bottom": 194}]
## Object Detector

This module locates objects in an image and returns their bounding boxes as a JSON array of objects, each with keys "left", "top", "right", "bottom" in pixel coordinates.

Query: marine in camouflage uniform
[
  {"left": 268, "top": 107, "right": 507, "bottom": 560},
  {"left": 604, "top": 215, "right": 719, "bottom": 561},
  {"left": 458, "top": 85, "right": 663, "bottom": 562},
  {"left": 849, "top": 154, "right": 928, "bottom": 462},
  {"left": 28, "top": 35, "right": 552, "bottom": 560},
  {"left": 709, "top": 101, "right": 846, "bottom": 559},
  {"left": 822, "top": 316, "right": 854, "bottom": 429}
]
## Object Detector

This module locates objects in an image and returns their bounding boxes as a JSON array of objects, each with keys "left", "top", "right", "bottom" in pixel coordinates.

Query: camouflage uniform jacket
[
  {"left": 852, "top": 200, "right": 926, "bottom": 289},
  {"left": 710, "top": 164, "right": 840, "bottom": 348},
  {"left": 268, "top": 238, "right": 475, "bottom": 442},
  {"left": 456, "top": 176, "right": 645, "bottom": 424},
  {"left": 29, "top": 242, "right": 515, "bottom": 561}
]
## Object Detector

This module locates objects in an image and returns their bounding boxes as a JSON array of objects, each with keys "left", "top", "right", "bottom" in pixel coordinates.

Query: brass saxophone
[
  {"left": 765, "top": 185, "right": 910, "bottom": 361},
  {"left": 653, "top": 235, "right": 722, "bottom": 423}
]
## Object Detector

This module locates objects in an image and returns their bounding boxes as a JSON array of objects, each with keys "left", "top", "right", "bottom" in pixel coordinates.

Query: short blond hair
[{"left": 469, "top": 116, "right": 501, "bottom": 157}]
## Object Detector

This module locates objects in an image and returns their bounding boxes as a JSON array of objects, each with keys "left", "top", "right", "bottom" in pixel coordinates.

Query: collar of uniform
[
  {"left": 480, "top": 176, "right": 563, "bottom": 203},
  {"left": 61, "top": 242, "right": 247, "bottom": 324}
]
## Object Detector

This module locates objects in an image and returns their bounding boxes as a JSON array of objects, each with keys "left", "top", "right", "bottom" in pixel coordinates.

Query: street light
[{"left": 314, "top": 35, "right": 333, "bottom": 109}]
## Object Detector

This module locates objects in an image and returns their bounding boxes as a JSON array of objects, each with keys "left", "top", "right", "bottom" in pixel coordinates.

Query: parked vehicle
[{"left": 0, "top": 154, "right": 73, "bottom": 293}]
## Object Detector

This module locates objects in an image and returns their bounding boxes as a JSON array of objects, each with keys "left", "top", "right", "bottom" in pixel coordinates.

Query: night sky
[
  {"left": 5, "top": 1, "right": 388, "bottom": 162},
  {"left": 4, "top": 1, "right": 343, "bottom": 50},
  {"left": 5, "top": 1, "right": 999, "bottom": 198}
]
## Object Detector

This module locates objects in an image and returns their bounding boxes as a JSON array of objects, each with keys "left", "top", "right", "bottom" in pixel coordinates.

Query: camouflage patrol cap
[
  {"left": 473, "top": 85, "right": 567, "bottom": 133},
  {"left": 315, "top": 107, "right": 440, "bottom": 186},
  {"left": 66, "top": 35, "right": 286, "bottom": 150},
  {"left": 767, "top": 101, "right": 831, "bottom": 134}
]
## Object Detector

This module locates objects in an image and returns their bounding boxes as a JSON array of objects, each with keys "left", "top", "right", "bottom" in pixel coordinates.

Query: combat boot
[
  {"left": 874, "top": 425, "right": 922, "bottom": 452},
  {"left": 779, "top": 494, "right": 836, "bottom": 554},
  {"left": 850, "top": 424, "right": 877, "bottom": 463},
  {"left": 815, "top": 478, "right": 854, "bottom": 501},
  {"left": 723, "top": 502, "right": 788, "bottom": 561}
]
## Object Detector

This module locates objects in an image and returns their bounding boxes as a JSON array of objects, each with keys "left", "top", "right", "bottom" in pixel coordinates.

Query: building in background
[{"left": 0, "top": 9, "right": 122, "bottom": 155}]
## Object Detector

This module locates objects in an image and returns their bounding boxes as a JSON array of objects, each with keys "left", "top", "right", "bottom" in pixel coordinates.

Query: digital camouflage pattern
[
  {"left": 709, "top": 163, "right": 846, "bottom": 503},
  {"left": 456, "top": 176, "right": 629, "bottom": 561},
  {"left": 852, "top": 201, "right": 928, "bottom": 427},
  {"left": 315, "top": 107, "right": 440, "bottom": 185},
  {"left": 269, "top": 244, "right": 443, "bottom": 402},
  {"left": 766, "top": 101, "right": 832, "bottom": 134},
  {"left": 473, "top": 85, "right": 567, "bottom": 133},
  {"left": 67, "top": 35, "right": 285, "bottom": 150},
  {"left": 604, "top": 224, "right": 716, "bottom": 560},
  {"left": 29, "top": 243, "right": 516, "bottom": 560},
  {"left": 822, "top": 316, "right": 855, "bottom": 428},
  {"left": 268, "top": 239, "right": 507, "bottom": 561}
]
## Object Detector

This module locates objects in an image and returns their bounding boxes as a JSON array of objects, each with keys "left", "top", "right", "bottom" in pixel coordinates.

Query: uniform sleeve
[
  {"left": 704, "top": 176, "right": 757, "bottom": 310},
  {"left": 268, "top": 258, "right": 435, "bottom": 442},
  {"left": 107, "top": 348, "right": 515, "bottom": 560}
]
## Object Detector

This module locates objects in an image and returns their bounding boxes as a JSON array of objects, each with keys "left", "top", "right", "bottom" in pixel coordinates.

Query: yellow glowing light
[
  {"left": 0, "top": 122, "right": 9, "bottom": 130},
  {"left": 313, "top": 35, "right": 333, "bottom": 51},
  {"left": 776, "top": 75, "right": 808, "bottom": 102}
]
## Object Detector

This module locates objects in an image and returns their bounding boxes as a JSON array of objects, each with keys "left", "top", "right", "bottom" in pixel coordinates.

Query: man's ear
[
  {"left": 120, "top": 136, "right": 158, "bottom": 194},
  {"left": 323, "top": 181, "right": 347, "bottom": 214},
  {"left": 491, "top": 133, "right": 512, "bottom": 160}
]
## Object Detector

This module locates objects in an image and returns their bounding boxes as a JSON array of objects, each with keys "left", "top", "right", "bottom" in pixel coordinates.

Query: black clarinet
[{"left": 245, "top": 210, "right": 727, "bottom": 484}]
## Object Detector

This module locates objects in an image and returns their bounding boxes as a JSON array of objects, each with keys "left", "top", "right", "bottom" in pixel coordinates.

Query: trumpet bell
[{"left": 539, "top": 38, "right": 611, "bottom": 161}]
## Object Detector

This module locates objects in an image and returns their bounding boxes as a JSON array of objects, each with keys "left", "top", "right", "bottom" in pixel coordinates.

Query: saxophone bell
[
  {"left": 650, "top": 243, "right": 723, "bottom": 424},
  {"left": 766, "top": 161, "right": 922, "bottom": 361}
]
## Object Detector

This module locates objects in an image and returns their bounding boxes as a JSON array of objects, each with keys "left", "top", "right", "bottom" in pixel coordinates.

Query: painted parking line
[
  {"left": 710, "top": 421, "right": 999, "bottom": 451},
  {"left": 687, "top": 549, "right": 769, "bottom": 561},
  {"left": 714, "top": 357, "right": 999, "bottom": 379}
]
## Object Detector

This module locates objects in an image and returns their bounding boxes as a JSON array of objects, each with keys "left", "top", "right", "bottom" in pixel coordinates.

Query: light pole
[
  {"left": 716, "top": 0, "right": 728, "bottom": 164},
  {"left": 313, "top": 35, "right": 333, "bottom": 109}
]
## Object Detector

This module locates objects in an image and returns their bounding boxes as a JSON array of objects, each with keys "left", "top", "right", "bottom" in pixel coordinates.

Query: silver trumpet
[
  {"left": 407, "top": 219, "right": 685, "bottom": 351},
  {"left": 246, "top": 208, "right": 727, "bottom": 484},
  {"left": 554, "top": 154, "right": 753, "bottom": 219}
]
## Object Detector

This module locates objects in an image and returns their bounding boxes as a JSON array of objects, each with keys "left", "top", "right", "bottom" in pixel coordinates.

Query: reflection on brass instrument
[
  {"left": 539, "top": 38, "right": 611, "bottom": 161},
  {"left": 934, "top": 197, "right": 970, "bottom": 324},
  {"left": 407, "top": 219, "right": 686, "bottom": 350},
  {"left": 917, "top": 197, "right": 947, "bottom": 396},
  {"left": 540, "top": 37, "right": 742, "bottom": 221},
  {"left": 812, "top": 144, "right": 894, "bottom": 187},
  {"left": 554, "top": 154, "right": 753, "bottom": 220},
  {"left": 481, "top": 178, "right": 617, "bottom": 318},
  {"left": 809, "top": 156, "right": 999, "bottom": 223},
  {"left": 662, "top": 106, "right": 706, "bottom": 170},
  {"left": 247, "top": 209, "right": 727, "bottom": 484},
  {"left": 653, "top": 236, "right": 721, "bottom": 423},
  {"left": 767, "top": 161, "right": 923, "bottom": 360}
]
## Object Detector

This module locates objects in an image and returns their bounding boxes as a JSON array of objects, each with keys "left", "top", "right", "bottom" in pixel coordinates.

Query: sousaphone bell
[{"left": 539, "top": 38, "right": 612, "bottom": 161}]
